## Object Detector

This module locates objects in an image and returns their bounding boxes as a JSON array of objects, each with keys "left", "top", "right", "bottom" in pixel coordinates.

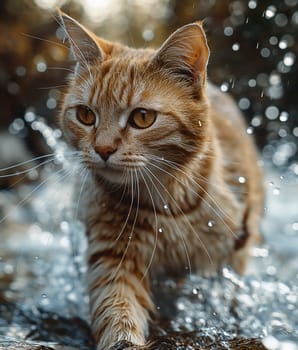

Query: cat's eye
[
  {"left": 129, "top": 108, "right": 157, "bottom": 129},
  {"left": 76, "top": 105, "right": 96, "bottom": 126}
]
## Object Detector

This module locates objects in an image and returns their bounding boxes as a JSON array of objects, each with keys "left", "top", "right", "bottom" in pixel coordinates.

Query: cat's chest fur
[{"left": 81, "top": 154, "right": 244, "bottom": 276}]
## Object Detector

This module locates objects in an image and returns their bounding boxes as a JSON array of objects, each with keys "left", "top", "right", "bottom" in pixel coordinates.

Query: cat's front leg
[{"left": 87, "top": 248, "right": 154, "bottom": 350}]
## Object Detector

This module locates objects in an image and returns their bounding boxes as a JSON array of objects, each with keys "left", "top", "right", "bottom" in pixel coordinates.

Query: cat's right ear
[{"left": 57, "top": 10, "right": 111, "bottom": 65}]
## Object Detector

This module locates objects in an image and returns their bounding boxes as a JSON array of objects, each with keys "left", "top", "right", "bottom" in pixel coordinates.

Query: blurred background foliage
[{"left": 0, "top": 0, "right": 297, "bottom": 175}]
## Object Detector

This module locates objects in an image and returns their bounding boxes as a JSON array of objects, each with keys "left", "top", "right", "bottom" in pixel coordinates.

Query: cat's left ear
[
  {"left": 57, "top": 10, "right": 112, "bottom": 65},
  {"left": 150, "top": 22, "right": 209, "bottom": 89}
]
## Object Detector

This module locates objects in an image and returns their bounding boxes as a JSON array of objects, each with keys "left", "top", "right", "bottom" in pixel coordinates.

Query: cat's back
[
  {"left": 207, "top": 82, "right": 264, "bottom": 261},
  {"left": 207, "top": 82, "right": 246, "bottom": 129},
  {"left": 207, "top": 82, "right": 256, "bottom": 158}
]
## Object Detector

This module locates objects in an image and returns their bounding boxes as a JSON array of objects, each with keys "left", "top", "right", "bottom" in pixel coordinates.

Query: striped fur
[{"left": 58, "top": 11, "right": 264, "bottom": 350}]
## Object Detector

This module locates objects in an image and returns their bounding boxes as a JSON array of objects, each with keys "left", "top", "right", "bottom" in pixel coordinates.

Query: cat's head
[{"left": 58, "top": 11, "right": 210, "bottom": 185}]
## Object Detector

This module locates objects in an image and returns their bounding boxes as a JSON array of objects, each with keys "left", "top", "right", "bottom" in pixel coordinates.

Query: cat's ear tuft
[
  {"left": 151, "top": 22, "right": 209, "bottom": 88},
  {"left": 57, "top": 10, "right": 109, "bottom": 65}
]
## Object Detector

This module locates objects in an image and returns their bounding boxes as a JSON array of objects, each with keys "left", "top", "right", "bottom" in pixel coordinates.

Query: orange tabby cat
[{"left": 58, "top": 11, "right": 264, "bottom": 350}]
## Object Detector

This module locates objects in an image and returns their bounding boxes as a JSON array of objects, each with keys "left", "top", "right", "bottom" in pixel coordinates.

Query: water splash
[{"left": 0, "top": 117, "right": 298, "bottom": 349}]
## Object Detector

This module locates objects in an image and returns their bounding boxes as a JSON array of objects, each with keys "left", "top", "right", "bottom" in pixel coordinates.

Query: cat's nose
[{"left": 94, "top": 145, "right": 117, "bottom": 161}]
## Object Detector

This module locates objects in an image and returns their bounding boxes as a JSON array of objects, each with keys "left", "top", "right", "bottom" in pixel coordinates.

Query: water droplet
[
  {"left": 207, "top": 220, "right": 215, "bottom": 228},
  {"left": 238, "top": 98, "right": 250, "bottom": 110},
  {"left": 24, "top": 110, "right": 36, "bottom": 122},
  {"left": 4, "top": 264, "right": 14, "bottom": 274},
  {"left": 46, "top": 97, "right": 57, "bottom": 109},
  {"left": 278, "top": 128, "right": 287, "bottom": 138},
  {"left": 269, "top": 36, "right": 278, "bottom": 45},
  {"left": 185, "top": 316, "right": 192, "bottom": 323},
  {"left": 224, "top": 26, "right": 233, "bottom": 36},
  {"left": 248, "top": 79, "right": 256, "bottom": 87},
  {"left": 275, "top": 13, "right": 288, "bottom": 27},
  {"left": 248, "top": 0, "right": 257, "bottom": 9},
  {"left": 292, "top": 222, "right": 298, "bottom": 231},
  {"left": 268, "top": 181, "right": 274, "bottom": 186},
  {"left": 177, "top": 302, "right": 185, "bottom": 310},
  {"left": 232, "top": 42, "right": 240, "bottom": 51},
  {"left": 36, "top": 61, "right": 47, "bottom": 73},
  {"left": 16, "top": 66, "right": 26, "bottom": 77},
  {"left": 251, "top": 115, "right": 262, "bottom": 127},
  {"left": 163, "top": 204, "right": 169, "bottom": 210},
  {"left": 246, "top": 127, "right": 254, "bottom": 134},
  {"left": 142, "top": 29, "right": 154, "bottom": 42},
  {"left": 273, "top": 187, "right": 280, "bottom": 195},
  {"left": 238, "top": 176, "right": 246, "bottom": 184},
  {"left": 260, "top": 48, "right": 270, "bottom": 58},
  {"left": 279, "top": 111, "right": 289, "bottom": 122},
  {"left": 262, "top": 335, "right": 280, "bottom": 349},
  {"left": 269, "top": 73, "right": 281, "bottom": 85},
  {"left": 292, "top": 11, "right": 298, "bottom": 24},
  {"left": 267, "top": 265, "right": 277, "bottom": 275},
  {"left": 198, "top": 120, "right": 202, "bottom": 127},
  {"left": 279, "top": 39, "right": 288, "bottom": 50},
  {"left": 283, "top": 52, "right": 295, "bottom": 66},
  {"left": 220, "top": 82, "right": 229, "bottom": 92},
  {"left": 10, "top": 118, "right": 25, "bottom": 133},
  {"left": 192, "top": 288, "right": 199, "bottom": 295},
  {"left": 41, "top": 293, "right": 47, "bottom": 298},
  {"left": 67, "top": 292, "right": 77, "bottom": 302},
  {"left": 265, "top": 6, "right": 276, "bottom": 19},
  {"left": 158, "top": 227, "right": 163, "bottom": 233},
  {"left": 265, "top": 105, "right": 279, "bottom": 120},
  {"left": 60, "top": 221, "right": 69, "bottom": 233}
]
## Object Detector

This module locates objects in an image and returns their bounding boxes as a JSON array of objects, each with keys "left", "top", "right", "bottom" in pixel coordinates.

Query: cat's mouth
[{"left": 87, "top": 160, "right": 149, "bottom": 184}]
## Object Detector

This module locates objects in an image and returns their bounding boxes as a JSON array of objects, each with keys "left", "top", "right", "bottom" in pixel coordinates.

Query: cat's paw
[{"left": 109, "top": 340, "right": 144, "bottom": 350}]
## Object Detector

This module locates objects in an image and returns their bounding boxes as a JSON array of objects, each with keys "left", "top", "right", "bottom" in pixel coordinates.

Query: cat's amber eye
[
  {"left": 129, "top": 108, "right": 157, "bottom": 129},
  {"left": 76, "top": 105, "right": 96, "bottom": 126}
]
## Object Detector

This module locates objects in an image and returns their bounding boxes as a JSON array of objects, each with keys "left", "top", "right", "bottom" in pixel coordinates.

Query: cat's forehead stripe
[{"left": 91, "top": 85, "right": 100, "bottom": 107}]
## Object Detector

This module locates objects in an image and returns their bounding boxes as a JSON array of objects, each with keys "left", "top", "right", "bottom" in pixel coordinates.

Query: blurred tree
[{"left": 0, "top": 0, "right": 297, "bottom": 165}]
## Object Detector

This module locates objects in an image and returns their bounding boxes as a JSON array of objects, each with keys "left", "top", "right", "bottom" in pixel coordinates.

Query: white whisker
[
  {"left": 112, "top": 169, "right": 140, "bottom": 280},
  {"left": 0, "top": 154, "right": 55, "bottom": 173},
  {"left": 142, "top": 167, "right": 193, "bottom": 275},
  {"left": 137, "top": 168, "right": 159, "bottom": 281},
  {"left": 144, "top": 166, "right": 214, "bottom": 267},
  {"left": 74, "top": 168, "right": 90, "bottom": 221},
  {"left": 0, "top": 167, "right": 74, "bottom": 225},
  {"left": 143, "top": 154, "right": 239, "bottom": 238},
  {"left": 114, "top": 171, "right": 135, "bottom": 242}
]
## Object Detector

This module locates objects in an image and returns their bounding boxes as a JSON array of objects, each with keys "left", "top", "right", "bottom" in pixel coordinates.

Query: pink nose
[{"left": 94, "top": 146, "right": 117, "bottom": 161}]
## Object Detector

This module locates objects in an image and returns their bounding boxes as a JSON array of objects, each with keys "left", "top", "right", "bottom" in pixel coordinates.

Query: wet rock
[
  {"left": 148, "top": 333, "right": 267, "bottom": 349},
  {"left": 110, "top": 335, "right": 267, "bottom": 350},
  {"left": 0, "top": 303, "right": 95, "bottom": 350},
  {"left": 0, "top": 341, "right": 55, "bottom": 350},
  {"left": 0, "top": 301, "right": 268, "bottom": 350}
]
